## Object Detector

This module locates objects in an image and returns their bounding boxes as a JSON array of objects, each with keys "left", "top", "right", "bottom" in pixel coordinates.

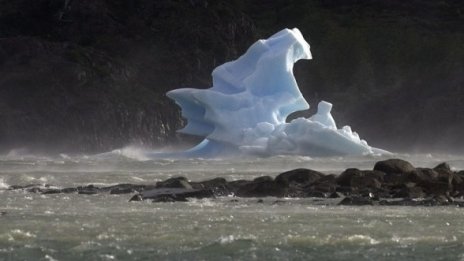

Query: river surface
[{"left": 1, "top": 149, "right": 464, "bottom": 260}]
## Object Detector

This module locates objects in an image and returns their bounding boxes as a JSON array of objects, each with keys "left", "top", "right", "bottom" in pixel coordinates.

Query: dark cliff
[{"left": 0, "top": 0, "right": 463, "bottom": 153}]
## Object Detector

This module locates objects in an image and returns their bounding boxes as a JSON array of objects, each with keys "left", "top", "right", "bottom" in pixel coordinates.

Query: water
[{"left": 1, "top": 150, "right": 464, "bottom": 260}]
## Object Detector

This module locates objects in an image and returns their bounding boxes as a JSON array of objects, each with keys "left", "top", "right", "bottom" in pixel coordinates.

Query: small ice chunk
[{"left": 309, "top": 101, "right": 337, "bottom": 129}]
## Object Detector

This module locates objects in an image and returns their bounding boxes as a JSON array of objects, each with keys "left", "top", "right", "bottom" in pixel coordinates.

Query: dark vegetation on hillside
[{"left": 0, "top": 0, "right": 463, "bottom": 153}]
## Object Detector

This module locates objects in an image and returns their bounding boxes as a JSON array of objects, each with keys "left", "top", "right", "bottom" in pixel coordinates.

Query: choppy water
[{"left": 1, "top": 149, "right": 464, "bottom": 260}]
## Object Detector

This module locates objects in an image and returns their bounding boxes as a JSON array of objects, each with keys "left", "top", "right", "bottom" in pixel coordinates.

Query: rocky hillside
[{"left": 0, "top": 0, "right": 463, "bottom": 153}]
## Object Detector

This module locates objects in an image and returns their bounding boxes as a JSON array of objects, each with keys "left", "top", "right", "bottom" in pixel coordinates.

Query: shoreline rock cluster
[{"left": 7, "top": 159, "right": 464, "bottom": 206}]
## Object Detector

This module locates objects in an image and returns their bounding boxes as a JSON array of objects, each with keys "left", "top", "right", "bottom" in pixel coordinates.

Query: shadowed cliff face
[
  {"left": 0, "top": 0, "right": 463, "bottom": 153},
  {"left": 0, "top": 0, "right": 254, "bottom": 152}
]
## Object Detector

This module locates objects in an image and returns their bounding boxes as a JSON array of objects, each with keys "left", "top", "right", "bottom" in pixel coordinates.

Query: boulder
[
  {"left": 275, "top": 168, "right": 324, "bottom": 186},
  {"left": 373, "top": 159, "right": 415, "bottom": 174}
]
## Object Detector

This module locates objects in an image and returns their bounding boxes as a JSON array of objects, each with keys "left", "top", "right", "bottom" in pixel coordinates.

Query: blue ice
[{"left": 153, "top": 28, "right": 388, "bottom": 158}]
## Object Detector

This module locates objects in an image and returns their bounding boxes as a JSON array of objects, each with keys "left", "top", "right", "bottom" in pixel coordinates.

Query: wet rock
[
  {"left": 110, "top": 187, "right": 137, "bottom": 194},
  {"left": 254, "top": 176, "right": 273, "bottom": 182},
  {"left": 433, "top": 162, "right": 451, "bottom": 172},
  {"left": 310, "top": 179, "right": 337, "bottom": 193},
  {"left": 456, "top": 171, "right": 464, "bottom": 179},
  {"left": 9, "top": 184, "right": 42, "bottom": 190},
  {"left": 393, "top": 185, "right": 426, "bottom": 199},
  {"left": 419, "top": 180, "right": 450, "bottom": 196},
  {"left": 191, "top": 177, "right": 228, "bottom": 189},
  {"left": 408, "top": 168, "right": 438, "bottom": 183},
  {"left": 61, "top": 187, "right": 78, "bottom": 193},
  {"left": 379, "top": 198, "right": 420, "bottom": 206},
  {"left": 153, "top": 196, "right": 188, "bottom": 202},
  {"left": 190, "top": 177, "right": 231, "bottom": 196},
  {"left": 108, "top": 184, "right": 147, "bottom": 194},
  {"left": 78, "top": 189, "right": 99, "bottom": 195},
  {"left": 363, "top": 170, "right": 386, "bottom": 181},
  {"left": 351, "top": 175, "right": 382, "bottom": 192},
  {"left": 374, "top": 159, "right": 415, "bottom": 175},
  {"left": 26, "top": 187, "right": 45, "bottom": 193},
  {"left": 380, "top": 196, "right": 457, "bottom": 206},
  {"left": 383, "top": 172, "right": 406, "bottom": 187},
  {"left": 227, "top": 180, "right": 251, "bottom": 193},
  {"left": 304, "top": 174, "right": 337, "bottom": 197},
  {"left": 336, "top": 169, "right": 383, "bottom": 193},
  {"left": 137, "top": 188, "right": 214, "bottom": 202},
  {"left": 275, "top": 168, "right": 324, "bottom": 186},
  {"left": 8, "top": 185, "right": 23, "bottom": 190},
  {"left": 156, "top": 177, "right": 192, "bottom": 189},
  {"left": 306, "top": 191, "right": 328, "bottom": 198},
  {"left": 77, "top": 185, "right": 100, "bottom": 195},
  {"left": 41, "top": 189, "right": 62, "bottom": 194},
  {"left": 431, "top": 164, "right": 463, "bottom": 188},
  {"left": 235, "top": 180, "right": 287, "bottom": 197},
  {"left": 454, "top": 171, "right": 464, "bottom": 195},
  {"left": 8, "top": 161, "right": 464, "bottom": 206},
  {"left": 336, "top": 168, "right": 362, "bottom": 187},
  {"left": 338, "top": 196, "right": 376, "bottom": 206}
]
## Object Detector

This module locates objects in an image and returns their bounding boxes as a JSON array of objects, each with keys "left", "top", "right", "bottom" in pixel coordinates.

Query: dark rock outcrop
[{"left": 7, "top": 159, "right": 464, "bottom": 206}]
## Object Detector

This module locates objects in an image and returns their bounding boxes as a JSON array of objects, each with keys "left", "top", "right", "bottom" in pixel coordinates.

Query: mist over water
[
  {"left": 2, "top": 148, "right": 464, "bottom": 187},
  {"left": 2, "top": 150, "right": 464, "bottom": 260}
]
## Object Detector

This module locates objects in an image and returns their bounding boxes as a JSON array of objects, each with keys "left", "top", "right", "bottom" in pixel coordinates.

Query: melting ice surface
[{"left": 151, "top": 28, "right": 388, "bottom": 158}]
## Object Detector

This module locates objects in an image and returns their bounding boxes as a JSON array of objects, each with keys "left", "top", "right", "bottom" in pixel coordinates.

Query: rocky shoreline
[{"left": 7, "top": 159, "right": 464, "bottom": 207}]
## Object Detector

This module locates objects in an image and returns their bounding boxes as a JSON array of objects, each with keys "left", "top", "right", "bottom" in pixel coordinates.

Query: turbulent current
[{"left": 1, "top": 151, "right": 464, "bottom": 260}]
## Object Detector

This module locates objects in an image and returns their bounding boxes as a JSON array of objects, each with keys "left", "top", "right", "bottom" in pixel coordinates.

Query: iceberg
[{"left": 152, "top": 28, "right": 388, "bottom": 158}]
